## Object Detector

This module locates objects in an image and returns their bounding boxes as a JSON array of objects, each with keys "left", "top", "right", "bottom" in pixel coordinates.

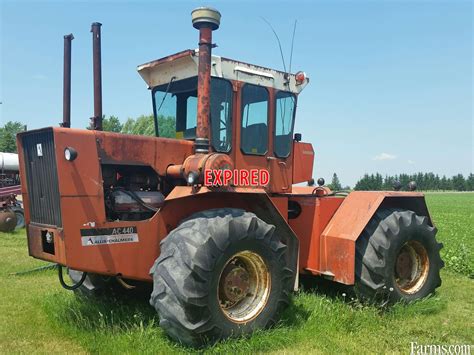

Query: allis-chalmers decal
[
  {"left": 204, "top": 169, "right": 270, "bottom": 187},
  {"left": 80, "top": 226, "right": 139, "bottom": 246}
]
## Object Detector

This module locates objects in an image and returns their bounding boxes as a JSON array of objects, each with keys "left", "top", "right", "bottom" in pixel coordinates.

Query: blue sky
[{"left": 0, "top": 0, "right": 472, "bottom": 186}]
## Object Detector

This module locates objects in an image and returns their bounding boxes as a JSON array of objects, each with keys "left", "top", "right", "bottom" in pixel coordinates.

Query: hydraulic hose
[
  {"left": 113, "top": 188, "right": 160, "bottom": 212},
  {"left": 57, "top": 265, "right": 87, "bottom": 291}
]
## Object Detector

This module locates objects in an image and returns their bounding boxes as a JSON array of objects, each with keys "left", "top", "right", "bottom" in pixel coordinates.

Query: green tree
[
  {"left": 122, "top": 114, "right": 176, "bottom": 138},
  {"left": 354, "top": 174, "right": 370, "bottom": 191},
  {"left": 399, "top": 173, "right": 410, "bottom": 190},
  {"left": 374, "top": 173, "right": 383, "bottom": 190},
  {"left": 0, "top": 121, "right": 26, "bottom": 153},
  {"left": 122, "top": 115, "right": 155, "bottom": 136},
  {"left": 87, "top": 115, "right": 123, "bottom": 132},
  {"left": 88, "top": 114, "right": 177, "bottom": 138},
  {"left": 102, "top": 116, "right": 123, "bottom": 132},
  {"left": 440, "top": 175, "right": 450, "bottom": 190},
  {"left": 383, "top": 175, "right": 397, "bottom": 190},
  {"left": 433, "top": 174, "right": 441, "bottom": 190},
  {"left": 452, "top": 174, "right": 466, "bottom": 191},
  {"left": 158, "top": 116, "right": 177, "bottom": 138},
  {"left": 466, "top": 173, "right": 474, "bottom": 191},
  {"left": 328, "top": 173, "right": 342, "bottom": 190}
]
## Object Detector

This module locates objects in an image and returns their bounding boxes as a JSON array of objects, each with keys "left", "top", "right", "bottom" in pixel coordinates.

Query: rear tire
[
  {"left": 149, "top": 208, "right": 293, "bottom": 347},
  {"left": 355, "top": 208, "right": 444, "bottom": 304}
]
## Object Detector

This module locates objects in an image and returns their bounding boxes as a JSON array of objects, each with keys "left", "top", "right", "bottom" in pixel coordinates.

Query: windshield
[{"left": 152, "top": 77, "right": 233, "bottom": 152}]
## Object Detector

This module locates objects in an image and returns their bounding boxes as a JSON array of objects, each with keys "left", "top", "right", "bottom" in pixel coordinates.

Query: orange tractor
[{"left": 17, "top": 7, "right": 443, "bottom": 346}]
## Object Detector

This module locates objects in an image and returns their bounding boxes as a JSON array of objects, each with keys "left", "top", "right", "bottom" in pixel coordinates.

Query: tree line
[
  {"left": 321, "top": 172, "right": 473, "bottom": 192},
  {"left": 353, "top": 172, "right": 474, "bottom": 191},
  {"left": 89, "top": 115, "right": 176, "bottom": 138}
]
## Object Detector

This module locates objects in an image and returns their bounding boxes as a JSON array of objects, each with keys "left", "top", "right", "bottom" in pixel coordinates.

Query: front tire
[
  {"left": 355, "top": 208, "right": 444, "bottom": 304},
  {"left": 12, "top": 207, "right": 25, "bottom": 229},
  {"left": 149, "top": 208, "right": 293, "bottom": 347}
]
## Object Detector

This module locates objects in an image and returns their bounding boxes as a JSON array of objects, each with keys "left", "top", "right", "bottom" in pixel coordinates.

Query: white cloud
[
  {"left": 407, "top": 160, "right": 415, "bottom": 165},
  {"left": 373, "top": 153, "right": 397, "bottom": 161},
  {"left": 32, "top": 74, "right": 47, "bottom": 80}
]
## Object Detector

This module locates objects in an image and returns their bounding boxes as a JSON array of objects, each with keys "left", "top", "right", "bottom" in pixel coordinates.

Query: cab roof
[{"left": 137, "top": 49, "right": 309, "bottom": 94}]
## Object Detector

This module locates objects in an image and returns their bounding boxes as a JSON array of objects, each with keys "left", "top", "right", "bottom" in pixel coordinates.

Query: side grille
[{"left": 21, "top": 129, "right": 62, "bottom": 227}]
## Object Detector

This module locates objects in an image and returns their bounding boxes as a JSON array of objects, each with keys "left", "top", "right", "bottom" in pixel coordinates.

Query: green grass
[
  {"left": 0, "top": 192, "right": 472, "bottom": 353},
  {"left": 425, "top": 193, "right": 474, "bottom": 277}
]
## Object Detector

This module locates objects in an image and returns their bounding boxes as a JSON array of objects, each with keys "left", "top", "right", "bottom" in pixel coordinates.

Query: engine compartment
[{"left": 102, "top": 164, "right": 166, "bottom": 221}]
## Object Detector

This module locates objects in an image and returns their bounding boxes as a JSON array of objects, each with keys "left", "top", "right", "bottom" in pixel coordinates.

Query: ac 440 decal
[{"left": 80, "top": 226, "right": 138, "bottom": 246}]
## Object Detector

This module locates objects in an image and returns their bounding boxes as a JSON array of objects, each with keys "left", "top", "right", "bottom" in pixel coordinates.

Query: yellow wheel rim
[
  {"left": 395, "top": 241, "right": 430, "bottom": 294},
  {"left": 218, "top": 250, "right": 271, "bottom": 323}
]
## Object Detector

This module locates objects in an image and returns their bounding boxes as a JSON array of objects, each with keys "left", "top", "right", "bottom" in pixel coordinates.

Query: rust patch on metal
[{"left": 137, "top": 49, "right": 195, "bottom": 71}]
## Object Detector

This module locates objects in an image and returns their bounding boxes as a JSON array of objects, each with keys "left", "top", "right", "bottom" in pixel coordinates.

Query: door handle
[{"left": 278, "top": 161, "right": 289, "bottom": 190}]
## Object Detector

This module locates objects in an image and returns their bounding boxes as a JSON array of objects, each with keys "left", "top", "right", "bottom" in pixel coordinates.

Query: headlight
[
  {"left": 187, "top": 171, "right": 198, "bottom": 185},
  {"left": 64, "top": 147, "right": 78, "bottom": 161}
]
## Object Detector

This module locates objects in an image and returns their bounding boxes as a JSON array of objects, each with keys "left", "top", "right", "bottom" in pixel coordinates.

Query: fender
[
  {"left": 319, "top": 191, "right": 433, "bottom": 285},
  {"left": 161, "top": 186, "right": 299, "bottom": 289}
]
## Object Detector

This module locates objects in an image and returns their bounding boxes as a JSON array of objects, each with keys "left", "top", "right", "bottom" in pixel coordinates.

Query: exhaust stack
[
  {"left": 191, "top": 7, "right": 221, "bottom": 153},
  {"left": 90, "top": 22, "right": 103, "bottom": 130},
  {"left": 62, "top": 34, "right": 74, "bottom": 128}
]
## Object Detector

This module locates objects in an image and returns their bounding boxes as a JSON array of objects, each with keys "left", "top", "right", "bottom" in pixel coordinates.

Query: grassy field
[{"left": 0, "top": 193, "right": 472, "bottom": 354}]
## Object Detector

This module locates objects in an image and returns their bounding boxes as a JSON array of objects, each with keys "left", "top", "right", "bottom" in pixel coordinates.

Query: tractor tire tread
[
  {"left": 355, "top": 208, "right": 443, "bottom": 304},
  {"left": 149, "top": 208, "right": 292, "bottom": 347}
]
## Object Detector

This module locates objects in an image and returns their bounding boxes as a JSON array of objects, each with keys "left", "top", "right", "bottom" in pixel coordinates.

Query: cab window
[
  {"left": 240, "top": 84, "right": 268, "bottom": 155},
  {"left": 153, "top": 77, "right": 197, "bottom": 139},
  {"left": 274, "top": 91, "right": 296, "bottom": 158},
  {"left": 153, "top": 77, "right": 232, "bottom": 152}
]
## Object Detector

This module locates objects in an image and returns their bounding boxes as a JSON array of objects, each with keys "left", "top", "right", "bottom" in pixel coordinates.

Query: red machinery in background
[{"left": 0, "top": 152, "right": 24, "bottom": 232}]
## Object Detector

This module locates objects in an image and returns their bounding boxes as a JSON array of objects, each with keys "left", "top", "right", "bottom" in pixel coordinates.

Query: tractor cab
[{"left": 137, "top": 50, "right": 313, "bottom": 192}]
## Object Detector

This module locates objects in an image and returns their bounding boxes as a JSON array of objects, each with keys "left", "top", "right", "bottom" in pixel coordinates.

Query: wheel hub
[
  {"left": 394, "top": 240, "right": 430, "bottom": 294},
  {"left": 218, "top": 250, "right": 270, "bottom": 323},
  {"left": 396, "top": 250, "right": 413, "bottom": 280},
  {"left": 221, "top": 262, "right": 250, "bottom": 304}
]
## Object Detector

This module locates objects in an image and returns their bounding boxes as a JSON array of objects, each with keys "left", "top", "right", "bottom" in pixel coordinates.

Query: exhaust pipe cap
[
  {"left": 91, "top": 22, "right": 102, "bottom": 31},
  {"left": 191, "top": 7, "right": 221, "bottom": 30}
]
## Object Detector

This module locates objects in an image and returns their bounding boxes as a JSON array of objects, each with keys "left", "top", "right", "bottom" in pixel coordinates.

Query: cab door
[
  {"left": 233, "top": 83, "right": 270, "bottom": 188},
  {"left": 267, "top": 90, "right": 297, "bottom": 193},
  {"left": 233, "top": 84, "right": 295, "bottom": 193}
]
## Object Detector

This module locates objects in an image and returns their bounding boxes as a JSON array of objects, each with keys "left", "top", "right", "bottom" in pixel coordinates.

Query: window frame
[
  {"left": 151, "top": 89, "right": 160, "bottom": 137},
  {"left": 273, "top": 90, "right": 297, "bottom": 158},
  {"left": 210, "top": 77, "right": 233, "bottom": 153},
  {"left": 240, "top": 83, "right": 270, "bottom": 156}
]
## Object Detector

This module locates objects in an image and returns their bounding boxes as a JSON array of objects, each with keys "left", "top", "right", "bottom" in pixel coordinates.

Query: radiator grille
[{"left": 21, "top": 129, "right": 62, "bottom": 227}]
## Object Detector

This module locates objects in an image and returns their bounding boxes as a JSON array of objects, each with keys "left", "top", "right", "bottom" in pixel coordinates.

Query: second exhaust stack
[
  {"left": 91, "top": 22, "right": 103, "bottom": 131},
  {"left": 62, "top": 34, "right": 74, "bottom": 128},
  {"left": 191, "top": 7, "right": 221, "bottom": 154}
]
